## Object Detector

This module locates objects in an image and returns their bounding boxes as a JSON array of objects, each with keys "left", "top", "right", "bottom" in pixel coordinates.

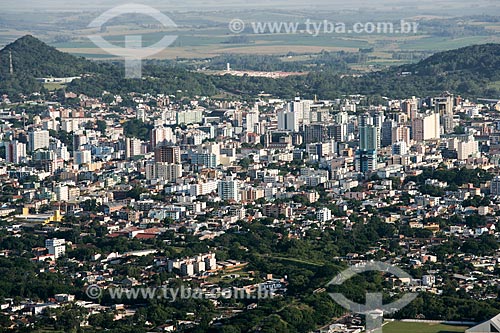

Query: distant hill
[
  {"left": 282, "top": 43, "right": 500, "bottom": 99},
  {"left": 399, "top": 43, "right": 500, "bottom": 78},
  {"left": 0, "top": 35, "right": 101, "bottom": 98},
  {"left": 0, "top": 35, "right": 498, "bottom": 100},
  {"left": 0, "top": 35, "right": 94, "bottom": 78}
]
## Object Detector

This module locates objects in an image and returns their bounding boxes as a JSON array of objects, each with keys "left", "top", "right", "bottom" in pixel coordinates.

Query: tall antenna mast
[{"left": 9, "top": 51, "right": 13, "bottom": 75}]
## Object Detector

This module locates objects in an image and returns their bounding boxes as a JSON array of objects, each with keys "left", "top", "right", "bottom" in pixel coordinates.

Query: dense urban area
[{"left": 0, "top": 35, "right": 499, "bottom": 333}]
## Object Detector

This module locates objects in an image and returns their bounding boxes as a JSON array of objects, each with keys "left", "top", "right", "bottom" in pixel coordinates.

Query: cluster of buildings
[
  {"left": 0, "top": 92, "right": 491, "bottom": 204},
  {"left": 166, "top": 253, "right": 218, "bottom": 276},
  {"left": 1, "top": 89, "right": 500, "bottom": 331}
]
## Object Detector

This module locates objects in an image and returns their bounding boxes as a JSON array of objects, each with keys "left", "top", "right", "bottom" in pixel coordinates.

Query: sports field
[{"left": 383, "top": 321, "right": 469, "bottom": 333}]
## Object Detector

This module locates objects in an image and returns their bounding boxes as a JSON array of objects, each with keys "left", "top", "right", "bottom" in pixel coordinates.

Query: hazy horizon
[
  {"left": 1, "top": 0, "right": 499, "bottom": 12},
  {"left": 0, "top": 0, "right": 498, "bottom": 60}
]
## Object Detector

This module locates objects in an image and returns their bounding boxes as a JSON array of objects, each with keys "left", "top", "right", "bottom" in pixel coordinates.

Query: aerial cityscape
[{"left": 0, "top": 1, "right": 499, "bottom": 333}]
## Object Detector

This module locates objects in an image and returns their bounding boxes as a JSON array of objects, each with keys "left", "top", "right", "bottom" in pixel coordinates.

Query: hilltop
[
  {"left": 0, "top": 35, "right": 499, "bottom": 100},
  {"left": 0, "top": 35, "right": 95, "bottom": 78},
  {"left": 399, "top": 43, "right": 500, "bottom": 78},
  {"left": 210, "top": 43, "right": 500, "bottom": 100},
  {"left": 0, "top": 35, "right": 100, "bottom": 97}
]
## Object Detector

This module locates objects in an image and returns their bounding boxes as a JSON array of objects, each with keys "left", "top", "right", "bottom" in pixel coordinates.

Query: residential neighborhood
[{"left": 1, "top": 87, "right": 500, "bottom": 332}]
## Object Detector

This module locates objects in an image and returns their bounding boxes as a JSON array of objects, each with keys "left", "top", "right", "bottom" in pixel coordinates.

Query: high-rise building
[
  {"left": 402, "top": 97, "right": 418, "bottom": 120},
  {"left": 74, "top": 149, "right": 92, "bottom": 165},
  {"left": 381, "top": 120, "right": 397, "bottom": 147},
  {"left": 50, "top": 141, "right": 70, "bottom": 161},
  {"left": 146, "top": 162, "right": 182, "bottom": 182},
  {"left": 317, "top": 207, "right": 332, "bottom": 223},
  {"left": 355, "top": 149, "right": 377, "bottom": 172},
  {"left": 245, "top": 107, "right": 260, "bottom": 133},
  {"left": 218, "top": 177, "right": 240, "bottom": 202},
  {"left": 191, "top": 153, "right": 217, "bottom": 168},
  {"left": 287, "top": 98, "right": 311, "bottom": 126},
  {"left": 373, "top": 111, "right": 385, "bottom": 128},
  {"left": 6, "top": 140, "right": 26, "bottom": 164},
  {"left": 204, "top": 253, "right": 217, "bottom": 270},
  {"left": 334, "top": 111, "right": 349, "bottom": 124},
  {"left": 434, "top": 94, "right": 454, "bottom": 115},
  {"left": 457, "top": 136, "right": 478, "bottom": 160},
  {"left": 392, "top": 141, "right": 408, "bottom": 155},
  {"left": 176, "top": 109, "right": 203, "bottom": 125},
  {"left": 136, "top": 109, "right": 146, "bottom": 122},
  {"left": 54, "top": 185, "right": 69, "bottom": 202},
  {"left": 311, "top": 108, "right": 330, "bottom": 123},
  {"left": 332, "top": 123, "right": 348, "bottom": 142},
  {"left": 277, "top": 109, "right": 298, "bottom": 132},
  {"left": 197, "top": 142, "right": 220, "bottom": 165},
  {"left": 154, "top": 145, "right": 180, "bottom": 163},
  {"left": 278, "top": 98, "right": 313, "bottom": 132},
  {"left": 392, "top": 126, "right": 411, "bottom": 145},
  {"left": 125, "top": 138, "right": 143, "bottom": 159},
  {"left": 157, "top": 163, "right": 181, "bottom": 182},
  {"left": 45, "top": 238, "right": 66, "bottom": 259},
  {"left": 359, "top": 125, "right": 380, "bottom": 151},
  {"left": 189, "top": 181, "right": 218, "bottom": 196},
  {"left": 151, "top": 126, "right": 174, "bottom": 148},
  {"left": 306, "top": 141, "right": 336, "bottom": 159},
  {"left": 180, "top": 262, "right": 194, "bottom": 276},
  {"left": 358, "top": 113, "right": 373, "bottom": 127},
  {"left": 233, "top": 110, "right": 243, "bottom": 127},
  {"left": 73, "top": 134, "right": 88, "bottom": 150},
  {"left": 435, "top": 93, "right": 454, "bottom": 134},
  {"left": 442, "top": 135, "right": 479, "bottom": 161},
  {"left": 28, "top": 129, "right": 50, "bottom": 152},
  {"left": 412, "top": 112, "right": 440, "bottom": 142},
  {"left": 304, "top": 123, "right": 335, "bottom": 143},
  {"left": 490, "top": 176, "right": 500, "bottom": 196}
]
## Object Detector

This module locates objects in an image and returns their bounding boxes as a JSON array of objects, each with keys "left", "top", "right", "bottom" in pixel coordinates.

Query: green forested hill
[
  {"left": 0, "top": 35, "right": 99, "bottom": 97},
  {"left": 399, "top": 43, "right": 500, "bottom": 78},
  {"left": 210, "top": 43, "right": 500, "bottom": 99},
  {"left": 0, "top": 35, "right": 95, "bottom": 77},
  {"left": 0, "top": 35, "right": 499, "bottom": 100}
]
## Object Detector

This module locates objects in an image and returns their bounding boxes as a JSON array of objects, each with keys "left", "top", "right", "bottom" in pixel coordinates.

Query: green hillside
[
  {"left": 0, "top": 35, "right": 94, "bottom": 77},
  {"left": 0, "top": 35, "right": 498, "bottom": 100}
]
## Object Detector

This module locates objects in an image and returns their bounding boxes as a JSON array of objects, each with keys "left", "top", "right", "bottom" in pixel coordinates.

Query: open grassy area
[
  {"left": 43, "top": 83, "right": 67, "bottom": 91},
  {"left": 1, "top": 9, "right": 499, "bottom": 71},
  {"left": 270, "top": 256, "right": 324, "bottom": 267},
  {"left": 487, "top": 81, "right": 500, "bottom": 91},
  {"left": 383, "top": 321, "right": 469, "bottom": 333}
]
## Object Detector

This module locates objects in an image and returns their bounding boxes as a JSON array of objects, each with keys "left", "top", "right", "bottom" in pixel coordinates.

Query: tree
[
  {"left": 238, "top": 157, "right": 252, "bottom": 169},
  {"left": 126, "top": 187, "right": 147, "bottom": 200},
  {"left": 96, "top": 120, "right": 107, "bottom": 134},
  {"left": 123, "top": 119, "right": 152, "bottom": 141}
]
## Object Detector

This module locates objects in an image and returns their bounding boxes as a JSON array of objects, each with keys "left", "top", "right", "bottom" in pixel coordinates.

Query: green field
[
  {"left": 43, "top": 83, "right": 67, "bottom": 91},
  {"left": 383, "top": 321, "right": 469, "bottom": 333},
  {"left": 488, "top": 81, "right": 500, "bottom": 91},
  {"left": 1, "top": 9, "right": 499, "bottom": 70}
]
